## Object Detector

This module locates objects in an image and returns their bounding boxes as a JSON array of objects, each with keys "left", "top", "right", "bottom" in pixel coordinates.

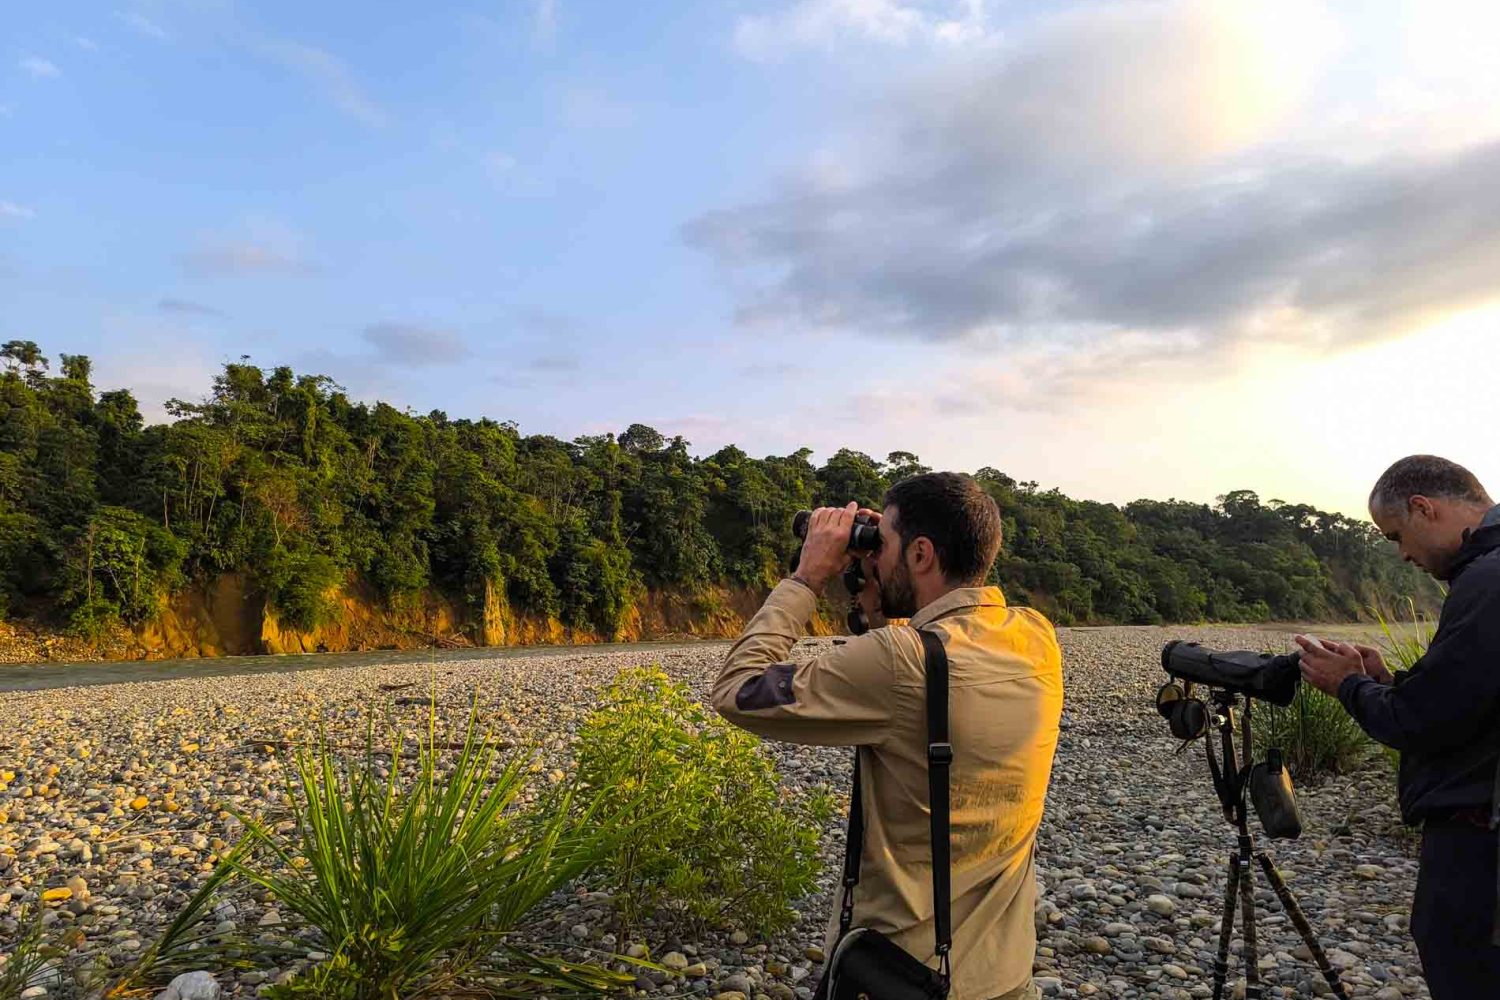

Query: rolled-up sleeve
[{"left": 712, "top": 578, "right": 897, "bottom": 747}]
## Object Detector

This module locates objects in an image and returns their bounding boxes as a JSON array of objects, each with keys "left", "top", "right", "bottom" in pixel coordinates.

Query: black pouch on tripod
[
  {"left": 814, "top": 629, "right": 954, "bottom": 1000},
  {"left": 1248, "top": 748, "right": 1302, "bottom": 840}
]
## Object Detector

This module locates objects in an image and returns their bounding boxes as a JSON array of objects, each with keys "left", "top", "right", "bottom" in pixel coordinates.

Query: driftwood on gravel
[
  {"left": 242, "top": 738, "right": 514, "bottom": 756},
  {"left": 396, "top": 627, "right": 471, "bottom": 649}
]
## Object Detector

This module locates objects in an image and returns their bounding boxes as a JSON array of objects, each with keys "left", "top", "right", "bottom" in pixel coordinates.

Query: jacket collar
[
  {"left": 1451, "top": 521, "right": 1500, "bottom": 579},
  {"left": 909, "top": 586, "right": 1007, "bottom": 629}
]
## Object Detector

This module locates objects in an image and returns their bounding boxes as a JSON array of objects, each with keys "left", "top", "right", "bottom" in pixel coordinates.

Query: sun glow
[{"left": 1228, "top": 304, "right": 1500, "bottom": 516}]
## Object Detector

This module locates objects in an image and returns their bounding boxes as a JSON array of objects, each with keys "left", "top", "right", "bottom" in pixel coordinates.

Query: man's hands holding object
[
  {"left": 793, "top": 502, "right": 881, "bottom": 596},
  {"left": 1294, "top": 634, "right": 1393, "bottom": 695}
]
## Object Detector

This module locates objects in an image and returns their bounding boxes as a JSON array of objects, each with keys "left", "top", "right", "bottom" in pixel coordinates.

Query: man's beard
[{"left": 879, "top": 560, "right": 918, "bottom": 619}]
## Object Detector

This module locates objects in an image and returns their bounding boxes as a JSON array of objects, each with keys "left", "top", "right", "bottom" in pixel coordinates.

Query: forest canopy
[{"left": 0, "top": 341, "right": 1440, "bottom": 637}]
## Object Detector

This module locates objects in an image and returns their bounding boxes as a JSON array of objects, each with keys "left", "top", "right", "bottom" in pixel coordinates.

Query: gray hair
[{"left": 1369, "top": 455, "right": 1492, "bottom": 517}]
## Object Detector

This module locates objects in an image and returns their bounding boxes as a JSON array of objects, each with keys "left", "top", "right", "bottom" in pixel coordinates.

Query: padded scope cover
[{"left": 1160, "top": 641, "right": 1301, "bottom": 707}]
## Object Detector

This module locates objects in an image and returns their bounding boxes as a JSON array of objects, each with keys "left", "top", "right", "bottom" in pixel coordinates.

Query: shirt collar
[
  {"left": 908, "top": 586, "right": 1007, "bottom": 629},
  {"left": 1482, "top": 504, "right": 1500, "bottom": 530}
]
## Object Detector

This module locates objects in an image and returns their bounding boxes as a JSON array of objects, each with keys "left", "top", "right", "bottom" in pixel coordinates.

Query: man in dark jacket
[{"left": 1296, "top": 454, "right": 1500, "bottom": 999}]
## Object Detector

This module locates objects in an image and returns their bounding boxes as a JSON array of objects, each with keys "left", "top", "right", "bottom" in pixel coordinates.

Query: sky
[{"left": 3, "top": 0, "right": 1498, "bottom": 519}]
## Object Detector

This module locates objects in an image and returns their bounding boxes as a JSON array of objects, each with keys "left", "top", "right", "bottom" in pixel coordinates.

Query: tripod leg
[
  {"left": 1213, "top": 852, "right": 1240, "bottom": 1000},
  {"left": 1255, "top": 852, "right": 1351, "bottom": 1000},
  {"left": 1238, "top": 849, "right": 1262, "bottom": 1000}
]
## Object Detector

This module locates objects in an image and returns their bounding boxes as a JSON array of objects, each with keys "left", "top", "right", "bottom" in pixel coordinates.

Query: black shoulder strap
[
  {"left": 835, "top": 749, "right": 863, "bottom": 938},
  {"left": 919, "top": 628, "right": 954, "bottom": 976},
  {"left": 832, "top": 629, "right": 953, "bottom": 981}
]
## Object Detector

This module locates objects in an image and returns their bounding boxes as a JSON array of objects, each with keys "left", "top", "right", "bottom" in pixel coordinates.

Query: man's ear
[
  {"left": 908, "top": 537, "right": 937, "bottom": 574},
  {"left": 1409, "top": 495, "right": 1436, "bottom": 521}
]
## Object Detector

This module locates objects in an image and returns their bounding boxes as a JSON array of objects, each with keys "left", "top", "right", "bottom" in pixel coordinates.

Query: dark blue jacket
[{"left": 1338, "top": 522, "right": 1500, "bottom": 824}]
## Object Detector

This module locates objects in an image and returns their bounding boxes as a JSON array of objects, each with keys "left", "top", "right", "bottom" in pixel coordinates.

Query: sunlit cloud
[
  {"left": 734, "top": 0, "right": 993, "bottom": 59},
  {"left": 688, "top": 0, "right": 1500, "bottom": 406}
]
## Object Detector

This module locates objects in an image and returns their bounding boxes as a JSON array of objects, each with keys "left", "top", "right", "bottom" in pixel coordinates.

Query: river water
[{"left": 0, "top": 638, "right": 726, "bottom": 693}]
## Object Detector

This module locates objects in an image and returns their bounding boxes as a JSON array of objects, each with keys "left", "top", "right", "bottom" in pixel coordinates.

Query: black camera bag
[{"left": 815, "top": 628, "right": 953, "bottom": 1000}]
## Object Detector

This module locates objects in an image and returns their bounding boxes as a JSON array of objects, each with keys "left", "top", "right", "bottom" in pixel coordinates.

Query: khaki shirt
[{"left": 712, "top": 580, "right": 1063, "bottom": 1000}]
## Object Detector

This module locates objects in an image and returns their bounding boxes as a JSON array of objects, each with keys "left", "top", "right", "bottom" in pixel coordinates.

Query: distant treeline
[{"left": 0, "top": 340, "right": 1439, "bottom": 637}]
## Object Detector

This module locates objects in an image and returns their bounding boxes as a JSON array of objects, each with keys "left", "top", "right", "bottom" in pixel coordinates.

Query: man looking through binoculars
[{"left": 712, "top": 472, "right": 1064, "bottom": 1000}]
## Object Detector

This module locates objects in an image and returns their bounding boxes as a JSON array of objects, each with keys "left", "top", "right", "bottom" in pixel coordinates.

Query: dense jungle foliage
[{"left": 0, "top": 341, "right": 1440, "bottom": 636}]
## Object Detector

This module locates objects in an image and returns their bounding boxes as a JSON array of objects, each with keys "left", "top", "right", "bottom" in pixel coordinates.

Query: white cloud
[
  {"left": 118, "top": 11, "right": 170, "bottom": 40},
  {"left": 180, "top": 218, "right": 317, "bottom": 276},
  {"left": 75, "top": 36, "right": 100, "bottom": 51},
  {"left": 691, "top": 0, "right": 1500, "bottom": 405},
  {"left": 180, "top": 241, "right": 307, "bottom": 275},
  {"left": 734, "top": 0, "right": 992, "bottom": 59},
  {"left": 534, "top": 0, "right": 558, "bottom": 50},
  {"left": 158, "top": 297, "right": 225, "bottom": 317},
  {"left": 0, "top": 201, "right": 36, "bottom": 220},
  {"left": 254, "top": 39, "right": 387, "bottom": 127},
  {"left": 19, "top": 56, "right": 61, "bottom": 79},
  {"left": 362, "top": 323, "right": 471, "bottom": 367}
]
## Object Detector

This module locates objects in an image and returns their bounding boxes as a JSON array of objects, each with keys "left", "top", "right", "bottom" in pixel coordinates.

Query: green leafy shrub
[
  {"left": 574, "top": 666, "right": 833, "bottom": 938},
  {"left": 227, "top": 702, "right": 630, "bottom": 1000},
  {"left": 1255, "top": 683, "right": 1372, "bottom": 778},
  {"left": 62, "top": 505, "right": 185, "bottom": 633},
  {"left": 264, "top": 547, "right": 343, "bottom": 632},
  {"left": 67, "top": 593, "right": 123, "bottom": 641}
]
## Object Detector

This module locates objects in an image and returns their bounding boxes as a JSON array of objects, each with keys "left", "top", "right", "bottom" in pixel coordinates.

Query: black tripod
[{"left": 1200, "top": 689, "right": 1351, "bottom": 1000}]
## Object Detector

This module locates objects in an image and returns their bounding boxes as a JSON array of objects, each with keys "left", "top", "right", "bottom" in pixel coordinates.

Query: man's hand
[
  {"left": 1350, "top": 642, "right": 1394, "bottom": 684},
  {"left": 1294, "top": 634, "right": 1365, "bottom": 696},
  {"left": 794, "top": 502, "right": 858, "bottom": 595}
]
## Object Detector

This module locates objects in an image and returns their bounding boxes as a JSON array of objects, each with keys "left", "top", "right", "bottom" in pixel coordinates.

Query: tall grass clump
[
  {"left": 1372, "top": 597, "right": 1435, "bottom": 672},
  {"left": 1257, "top": 598, "right": 1435, "bottom": 779},
  {"left": 224, "top": 700, "right": 632, "bottom": 1000},
  {"left": 1, "top": 907, "right": 60, "bottom": 1000},
  {"left": 99, "top": 843, "right": 266, "bottom": 997},
  {"left": 1255, "top": 682, "right": 1373, "bottom": 778},
  {"left": 1370, "top": 598, "right": 1436, "bottom": 772},
  {"left": 574, "top": 666, "right": 833, "bottom": 939}
]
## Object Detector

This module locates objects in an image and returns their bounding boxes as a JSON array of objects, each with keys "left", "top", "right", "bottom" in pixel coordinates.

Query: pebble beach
[{"left": 1, "top": 625, "right": 1426, "bottom": 999}]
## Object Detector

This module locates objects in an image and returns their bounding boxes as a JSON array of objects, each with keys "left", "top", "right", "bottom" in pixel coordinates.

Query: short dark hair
[
  {"left": 1369, "top": 455, "right": 1492, "bottom": 516},
  {"left": 883, "top": 472, "right": 1002, "bottom": 586}
]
